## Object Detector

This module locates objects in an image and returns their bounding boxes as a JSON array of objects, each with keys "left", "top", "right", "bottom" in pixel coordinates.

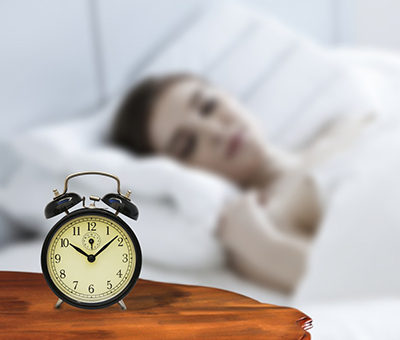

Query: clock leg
[
  {"left": 118, "top": 300, "right": 127, "bottom": 311},
  {"left": 54, "top": 299, "right": 64, "bottom": 309}
]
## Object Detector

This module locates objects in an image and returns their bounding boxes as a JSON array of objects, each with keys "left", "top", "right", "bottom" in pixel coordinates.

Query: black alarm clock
[{"left": 41, "top": 171, "right": 142, "bottom": 310}]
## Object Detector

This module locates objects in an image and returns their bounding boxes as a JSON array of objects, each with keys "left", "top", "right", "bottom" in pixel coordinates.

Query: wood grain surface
[{"left": 0, "top": 271, "right": 312, "bottom": 339}]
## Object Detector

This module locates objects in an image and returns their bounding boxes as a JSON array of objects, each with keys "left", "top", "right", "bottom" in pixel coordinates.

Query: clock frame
[{"left": 41, "top": 171, "right": 141, "bottom": 310}]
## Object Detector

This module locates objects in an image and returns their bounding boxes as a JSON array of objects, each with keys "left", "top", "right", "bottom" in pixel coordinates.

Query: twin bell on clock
[{"left": 41, "top": 171, "right": 142, "bottom": 311}]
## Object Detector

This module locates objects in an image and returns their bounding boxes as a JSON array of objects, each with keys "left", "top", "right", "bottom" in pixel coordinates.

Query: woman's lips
[{"left": 226, "top": 129, "right": 244, "bottom": 158}]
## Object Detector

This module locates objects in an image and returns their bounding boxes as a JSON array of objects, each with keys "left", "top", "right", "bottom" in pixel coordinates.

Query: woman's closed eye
[
  {"left": 200, "top": 97, "right": 218, "bottom": 116},
  {"left": 168, "top": 130, "right": 198, "bottom": 160}
]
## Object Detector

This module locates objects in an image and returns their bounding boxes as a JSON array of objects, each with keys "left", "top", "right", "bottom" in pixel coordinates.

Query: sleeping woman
[{"left": 111, "top": 73, "right": 376, "bottom": 292}]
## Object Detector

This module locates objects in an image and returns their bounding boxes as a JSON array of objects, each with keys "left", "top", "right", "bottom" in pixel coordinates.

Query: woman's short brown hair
[{"left": 111, "top": 73, "right": 195, "bottom": 155}]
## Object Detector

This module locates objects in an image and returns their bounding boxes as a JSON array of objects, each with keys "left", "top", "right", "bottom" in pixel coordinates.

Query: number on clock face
[{"left": 46, "top": 215, "right": 136, "bottom": 304}]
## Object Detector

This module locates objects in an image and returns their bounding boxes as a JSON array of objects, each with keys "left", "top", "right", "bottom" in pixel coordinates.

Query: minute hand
[{"left": 94, "top": 236, "right": 118, "bottom": 258}]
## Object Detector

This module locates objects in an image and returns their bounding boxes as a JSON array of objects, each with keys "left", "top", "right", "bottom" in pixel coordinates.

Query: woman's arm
[{"left": 216, "top": 191, "right": 311, "bottom": 293}]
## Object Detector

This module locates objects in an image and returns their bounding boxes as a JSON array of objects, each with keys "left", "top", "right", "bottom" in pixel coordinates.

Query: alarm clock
[{"left": 41, "top": 171, "right": 142, "bottom": 310}]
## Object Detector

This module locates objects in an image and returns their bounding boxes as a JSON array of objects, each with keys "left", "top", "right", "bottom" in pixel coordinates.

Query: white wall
[{"left": 352, "top": 0, "right": 400, "bottom": 51}]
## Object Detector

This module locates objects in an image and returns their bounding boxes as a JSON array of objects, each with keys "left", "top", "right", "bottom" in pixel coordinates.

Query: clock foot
[
  {"left": 118, "top": 300, "right": 127, "bottom": 311},
  {"left": 54, "top": 299, "right": 64, "bottom": 309}
]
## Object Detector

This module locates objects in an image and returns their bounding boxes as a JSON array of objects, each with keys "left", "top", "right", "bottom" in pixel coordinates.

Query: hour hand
[{"left": 70, "top": 243, "right": 89, "bottom": 258}]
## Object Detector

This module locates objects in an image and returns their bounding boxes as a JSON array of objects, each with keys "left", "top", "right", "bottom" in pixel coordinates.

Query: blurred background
[{"left": 2, "top": 1, "right": 400, "bottom": 338}]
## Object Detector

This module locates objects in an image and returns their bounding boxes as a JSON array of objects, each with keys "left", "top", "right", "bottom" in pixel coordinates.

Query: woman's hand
[
  {"left": 217, "top": 190, "right": 275, "bottom": 252},
  {"left": 216, "top": 190, "right": 310, "bottom": 292}
]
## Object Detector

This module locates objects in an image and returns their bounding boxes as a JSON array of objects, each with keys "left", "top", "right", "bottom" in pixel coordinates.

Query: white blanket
[{"left": 295, "top": 112, "right": 400, "bottom": 302}]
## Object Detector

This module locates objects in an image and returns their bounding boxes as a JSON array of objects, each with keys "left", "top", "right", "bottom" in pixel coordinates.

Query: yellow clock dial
[{"left": 45, "top": 213, "right": 138, "bottom": 305}]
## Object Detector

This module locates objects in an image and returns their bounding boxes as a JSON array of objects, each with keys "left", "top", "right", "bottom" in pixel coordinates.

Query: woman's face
[{"left": 148, "top": 78, "right": 267, "bottom": 186}]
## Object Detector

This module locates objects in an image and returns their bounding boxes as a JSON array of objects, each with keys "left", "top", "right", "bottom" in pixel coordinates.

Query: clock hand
[
  {"left": 70, "top": 243, "right": 90, "bottom": 258},
  {"left": 94, "top": 236, "right": 118, "bottom": 258}
]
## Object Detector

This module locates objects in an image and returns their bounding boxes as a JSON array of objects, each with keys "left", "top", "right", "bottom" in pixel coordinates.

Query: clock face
[{"left": 41, "top": 209, "right": 141, "bottom": 309}]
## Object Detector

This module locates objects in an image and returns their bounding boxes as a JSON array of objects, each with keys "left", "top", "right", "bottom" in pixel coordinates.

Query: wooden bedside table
[{"left": 0, "top": 271, "right": 312, "bottom": 339}]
